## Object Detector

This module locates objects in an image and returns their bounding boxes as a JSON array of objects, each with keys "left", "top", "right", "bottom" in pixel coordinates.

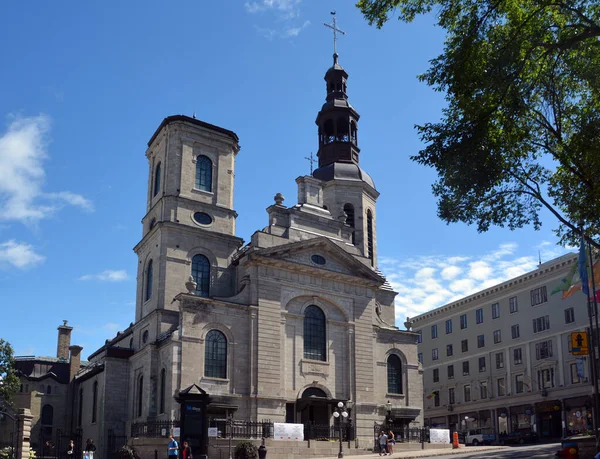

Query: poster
[
  {"left": 429, "top": 428, "right": 450, "bottom": 444},
  {"left": 273, "top": 423, "right": 304, "bottom": 441},
  {"left": 208, "top": 427, "right": 218, "bottom": 437}
]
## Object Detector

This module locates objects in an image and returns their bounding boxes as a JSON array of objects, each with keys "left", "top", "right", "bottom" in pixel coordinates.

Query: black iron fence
[
  {"left": 303, "top": 422, "right": 354, "bottom": 442},
  {"left": 208, "top": 418, "right": 273, "bottom": 439},
  {"left": 131, "top": 420, "right": 180, "bottom": 438},
  {"left": 374, "top": 423, "right": 429, "bottom": 449},
  {"left": 107, "top": 429, "right": 128, "bottom": 459}
]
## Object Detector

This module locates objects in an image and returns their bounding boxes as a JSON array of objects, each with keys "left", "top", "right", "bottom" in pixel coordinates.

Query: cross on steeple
[
  {"left": 305, "top": 152, "right": 317, "bottom": 174},
  {"left": 324, "top": 11, "right": 345, "bottom": 55}
]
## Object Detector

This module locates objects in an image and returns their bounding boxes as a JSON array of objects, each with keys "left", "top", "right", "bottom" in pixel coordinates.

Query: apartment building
[{"left": 410, "top": 254, "right": 593, "bottom": 440}]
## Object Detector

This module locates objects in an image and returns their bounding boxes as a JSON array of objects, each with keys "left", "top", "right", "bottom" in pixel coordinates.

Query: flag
[
  {"left": 426, "top": 391, "right": 437, "bottom": 399},
  {"left": 552, "top": 263, "right": 577, "bottom": 297},
  {"left": 555, "top": 257, "right": 600, "bottom": 300},
  {"left": 579, "top": 237, "right": 589, "bottom": 296}
]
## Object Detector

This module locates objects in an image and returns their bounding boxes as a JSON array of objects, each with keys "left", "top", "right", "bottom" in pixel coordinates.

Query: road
[{"left": 431, "top": 443, "right": 560, "bottom": 458}]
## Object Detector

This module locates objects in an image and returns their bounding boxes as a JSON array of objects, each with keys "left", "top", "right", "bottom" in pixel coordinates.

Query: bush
[
  {"left": 0, "top": 447, "right": 14, "bottom": 459},
  {"left": 234, "top": 441, "right": 258, "bottom": 459}
]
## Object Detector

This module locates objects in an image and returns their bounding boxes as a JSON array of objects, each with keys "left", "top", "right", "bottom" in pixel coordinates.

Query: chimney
[
  {"left": 57, "top": 320, "right": 73, "bottom": 360},
  {"left": 69, "top": 345, "right": 83, "bottom": 381}
]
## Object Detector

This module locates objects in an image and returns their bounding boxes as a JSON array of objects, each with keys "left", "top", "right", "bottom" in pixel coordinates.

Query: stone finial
[
  {"left": 338, "top": 210, "right": 348, "bottom": 222},
  {"left": 185, "top": 276, "right": 197, "bottom": 294},
  {"left": 274, "top": 193, "right": 285, "bottom": 206},
  {"left": 404, "top": 317, "right": 412, "bottom": 331}
]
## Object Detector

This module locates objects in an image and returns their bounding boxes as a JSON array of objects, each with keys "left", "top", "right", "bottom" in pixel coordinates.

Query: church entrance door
[{"left": 298, "top": 387, "right": 331, "bottom": 426}]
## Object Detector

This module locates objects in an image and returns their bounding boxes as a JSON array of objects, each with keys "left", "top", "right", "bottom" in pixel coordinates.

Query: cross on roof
[
  {"left": 305, "top": 152, "right": 316, "bottom": 174},
  {"left": 324, "top": 11, "right": 345, "bottom": 55}
]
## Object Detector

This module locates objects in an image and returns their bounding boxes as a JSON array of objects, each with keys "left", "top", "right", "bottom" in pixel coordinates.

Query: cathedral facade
[{"left": 74, "top": 52, "right": 423, "bottom": 453}]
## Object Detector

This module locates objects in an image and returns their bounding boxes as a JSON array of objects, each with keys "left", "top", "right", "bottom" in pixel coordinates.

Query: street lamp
[
  {"left": 386, "top": 400, "right": 392, "bottom": 425},
  {"left": 333, "top": 402, "right": 348, "bottom": 458}
]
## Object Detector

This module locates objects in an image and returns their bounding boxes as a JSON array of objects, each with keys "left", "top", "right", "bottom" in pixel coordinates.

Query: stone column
[{"left": 17, "top": 408, "right": 33, "bottom": 459}]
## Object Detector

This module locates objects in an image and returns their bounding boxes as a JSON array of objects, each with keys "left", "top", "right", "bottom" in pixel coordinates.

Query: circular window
[
  {"left": 311, "top": 255, "right": 326, "bottom": 265},
  {"left": 193, "top": 212, "right": 213, "bottom": 225},
  {"left": 142, "top": 330, "right": 149, "bottom": 344}
]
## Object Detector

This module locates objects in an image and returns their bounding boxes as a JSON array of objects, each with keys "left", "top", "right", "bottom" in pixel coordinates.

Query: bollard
[
  {"left": 155, "top": 449, "right": 158, "bottom": 459},
  {"left": 258, "top": 437, "right": 267, "bottom": 459},
  {"left": 452, "top": 432, "right": 459, "bottom": 449}
]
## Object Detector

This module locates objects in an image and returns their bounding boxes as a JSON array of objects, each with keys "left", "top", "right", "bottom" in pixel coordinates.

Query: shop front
[
  {"left": 448, "top": 414, "right": 459, "bottom": 435},
  {"left": 510, "top": 405, "right": 534, "bottom": 433},
  {"left": 564, "top": 396, "right": 593, "bottom": 437},
  {"left": 535, "top": 400, "right": 562, "bottom": 439},
  {"left": 497, "top": 407, "right": 509, "bottom": 435}
]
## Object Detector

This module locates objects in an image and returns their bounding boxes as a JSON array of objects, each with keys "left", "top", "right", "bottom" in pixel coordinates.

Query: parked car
[
  {"left": 465, "top": 429, "right": 495, "bottom": 446},
  {"left": 500, "top": 430, "right": 540, "bottom": 445}
]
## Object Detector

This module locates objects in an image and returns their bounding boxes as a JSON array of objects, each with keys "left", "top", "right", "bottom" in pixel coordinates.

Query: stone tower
[
  {"left": 133, "top": 116, "right": 244, "bottom": 327},
  {"left": 313, "top": 53, "right": 379, "bottom": 267}
]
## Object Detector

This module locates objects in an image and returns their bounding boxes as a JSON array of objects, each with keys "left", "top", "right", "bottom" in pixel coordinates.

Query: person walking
[
  {"left": 387, "top": 430, "right": 395, "bottom": 455},
  {"left": 66, "top": 440, "right": 75, "bottom": 459},
  {"left": 378, "top": 430, "right": 388, "bottom": 456},
  {"left": 181, "top": 441, "right": 192, "bottom": 459},
  {"left": 84, "top": 439, "right": 96, "bottom": 459},
  {"left": 168, "top": 435, "right": 179, "bottom": 459}
]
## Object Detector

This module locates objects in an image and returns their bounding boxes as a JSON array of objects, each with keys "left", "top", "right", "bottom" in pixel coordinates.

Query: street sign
[{"left": 571, "top": 332, "right": 589, "bottom": 355}]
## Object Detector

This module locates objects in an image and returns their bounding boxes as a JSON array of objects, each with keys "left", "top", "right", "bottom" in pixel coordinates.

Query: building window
[
  {"left": 515, "top": 374, "right": 524, "bottom": 393},
  {"left": 431, "top": 324, "right": 438, "bottom": 339},
  {"left": 445, "top": 319, "right": 452, "bottom": 334},
  {"left": 446, "top": 344, "right": 453, "bottom": 357},
  {"left": 538, "top": 368, "right": 555, "bottom": 389},
  {"left": 205, "top": 330, "right": 227, "bottom": 379},
  {"left": 387, "top": 354, "right": 403, "bottom": 394},
  {"left": 432, "top": 348, "right": 439, "bottom": 361},
  {"left": 460, "top": 314, "right": 468, "bottom": 329},
  {"left": 46, "top": 385, "right": 52, "bottom": 394},
  {"left": 511, "top": 324, "right": 520, "bottom": 339},
  {"left": 153, "top": 162, "right": 161, "bottom": 197},
  {"left": 497, "top": 378, "right": 506, "bottom": 396},
  {"left": 477, "top": 334, "right": 485, "bottom": 348},
  {"left": 448, "top": 387, "right": 455, "bottom": 405},
  {"left": 447, "top": 365, "right": 454, "bottom": 379},
  {"left": 367, "top": 210, "right": 374, "bottom": 265},
  {"left": 145, "top": 260, "right": 153, "bottom": 301},
  {"left": 462, "top": 361, "right": 470, "bottom": 376},
  {"left": 195, "top": 155, "right": 212, "bottom": 192},
  {"left": 565, "top": 308, "right": 575, "bottom": 324},
  {"left": 304, "top": 305, "right": 326, "bottom": 361},
  {"left": 416, "top": 330, "right": 422, "bottom": 344},
  {"left": 531, "top": 286, "right": 548, "bottom": 306},
  {"left": 159, "top": 368, "right": 166, "bottom": 414},
  {"left": 433, "top": 391, "right": 440, "bottom": 407},
  {"left": 78, "top": 389, "right": 83, "bottom": 427},
  {"left": 91, "top": 381, "right": 97, "bottom": 423},
  {"left": 479, "top": 357, "right": 486, "bottom": 373},
  {"left": 480, "top": 381, "right": 488, "bottom": 399},
  {"left": 192, "top": 254, "right": 210, "bottom": 297},
  {"left": 533, "top": 315, "right": 550, "bottom": 333},
  {"left": 461, "top": 339, "right": 468, "bottom": 353},
  {"left": 433, "top": 368, "right": 439, "bottom": 383},
  {"left": 344, "top": 204, "right": 355, "bottom": 244},
  {"left": 137, "top": 375, "right": 143, "bottom": 417},
  {"left": 510, "top": 296, "right": 518, "bottom": 313},
  {"left": 464, "top": 385, "right": 471, "bottom": 402},
  {"left": 493, "top": 330, "right": 502, "bottom": 344},
  {"left": 41, "top": 404, "right": 53, "bottom": 435},
  {"left": 536, "top": 340, "right": 553, "bottom": 360},
  {"left": 496, "top": 352, "right": 504, "bottom": 369},
  {"left": 571, "top": 362, "right": 583, "bottom": 384},
  {"left": 142, "top": 330, "right": 149, "bottom": 344},
  {"left": 514, "top": 348, "right": 523, "bottom": 365},
  {"left": 418, "top": 353, "right": 423, "bottom": 364},
  {"left": 492, "top": 302, "right": 500, "bottom": 319},
  {"left": 476, "top": 308, "right": 483, "bottom": 324}
]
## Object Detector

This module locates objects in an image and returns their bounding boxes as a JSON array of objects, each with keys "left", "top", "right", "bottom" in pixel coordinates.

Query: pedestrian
[
  {"left": 387, "top": 430, "right": 395, "bottom": 455},
  {"left": 84, "top": 439, "right": 96, "bottom": 459},
  {"left": 182, "top": 441, "right": 192, "bottom": 459},
  {"left": 168, "top": 435, "right": 179, "bottom": 459},
  {"left": 66, "top": 440, "right": 74, "bottom": 459},
  {"left": 378, "top": 430, "right": 388, "bottom": 456}
]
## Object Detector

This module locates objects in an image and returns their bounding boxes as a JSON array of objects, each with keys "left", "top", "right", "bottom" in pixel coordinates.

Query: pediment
[{"left": 251, "top": 237, "right": 385, "bottom": 284}]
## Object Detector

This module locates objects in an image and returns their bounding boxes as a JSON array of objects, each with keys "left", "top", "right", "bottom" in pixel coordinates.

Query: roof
[
  {"left": 313, "top": 162, "right": 376, "bottom": 190},
  {"left": 14, "top": 357, "right": 71, "bottom": 384},
  {"left": 148, "top": 115, "right": 239, "bottom": 147}
]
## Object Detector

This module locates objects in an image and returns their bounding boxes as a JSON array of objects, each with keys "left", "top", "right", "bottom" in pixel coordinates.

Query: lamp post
[
  {"left": 333, "top": 402, "right": 348, "bottom": 458},
  {"left": 386, "top": 400, "right": 392, "bottom": 426}
]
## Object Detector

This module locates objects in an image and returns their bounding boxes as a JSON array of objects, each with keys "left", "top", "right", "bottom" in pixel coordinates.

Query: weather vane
[{"left": 324, "top": 11, "right": 345, "bottom": 55}]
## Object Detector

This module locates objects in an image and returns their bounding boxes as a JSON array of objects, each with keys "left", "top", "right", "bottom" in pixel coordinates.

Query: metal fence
[
  {"left": 374, "top": 423, "right": 429, "bottom": 449},
  {"left": 130, "top": 420, "right": 180, "bottom": 438},
  {"left": 208, "top": 418, "right": 273, "bottom": 439},
  {"left": 304, "top": 423, "right": 354, "bottom": 442}
]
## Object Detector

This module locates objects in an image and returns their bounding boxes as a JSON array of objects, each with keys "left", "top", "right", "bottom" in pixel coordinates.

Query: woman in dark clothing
[
  {"left": 66, "top": 440, "right": 74, "bottom": 459},
  {"left": 182, "top": 441, "right": 193, "bottom": 459}
]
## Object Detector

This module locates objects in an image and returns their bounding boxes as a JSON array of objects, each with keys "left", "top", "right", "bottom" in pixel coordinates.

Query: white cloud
[
  {"left": 245, "top": 0, "right": 309, "bottom": 38},
  {"left": 0, "top": 240, "right": 45, "bottom": 269},
  {"left": 283, "top": 20, "right": 310, "bottom": 37},
  {"left": 0, "top": 115, "right": 93, "bottom": 225},
  {"left": 245, "top": 0, "right": 300, "bottom": 14},
  {"left": 79, "top": 269, "right": 128, "bottom": 282},
  {"left": 380, "top": 241, "right": 572, "bottom": 328}
]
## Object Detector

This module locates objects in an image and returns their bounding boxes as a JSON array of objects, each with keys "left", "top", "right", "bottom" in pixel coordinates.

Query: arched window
[
  {"left": 192, "top": 254, "right": 210, "bottom": 297},
  {"left": 78, "top": 388, "right": 83, "bottom": 427},
  {"left": 324, "top": 119, "right": 335, "bottom": 144},
  {"left": 137, "top": 375, "right": 144, "bottom": 417},
  {"left": 149, "top": 218, "right": 156, "bottom": 230},
  {"left": 153, "top": 162, "right": 161, "bottom": 197},
  {"left": 350, "top": 121, "right": 358, "bottom": 145},
  {"left": 46, "top": 385, "right": 52, "bottom": 394},
  {"left": 304, "top": 305, "right": 326, "bottom": 361},
  {"left": 129, "top": 337, "right": 134, "bottom": 349},
  {"left": 41, "top": 404, "right": 53, "bottom": 426},
  {"left": 387, "top": 354, "right": 403, "bottom": 394},
  {"left": 336, "top": 117, "right": 349, "bottom": 142},
  {"left": 344, "top": 203, "right": 355, "bottom": 245},
  {"left": 159, "top": 368, "right": 166, "bottom": 414},
  {"left": 19, "top": 384, "right": 23, "bottom": 393},
  {"left": 145, "top": 260, "right": 153, "bottom": 301},
  {"left": 91, "top": 381, "right": 98, "bottom": 423},
  {"left": 195, "top": 155, "right": 212, "bottom": 192},
  {"left": 367, "top": 210, "right": 374, "bottom": 265},
  {"left": 205, "top": 330, "right": 227, "bottom": 379}
]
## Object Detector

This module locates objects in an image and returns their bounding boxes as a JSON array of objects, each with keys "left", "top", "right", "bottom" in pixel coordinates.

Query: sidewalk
[{"left": 312, "top": 445, "right": 510, "bottom": 459}]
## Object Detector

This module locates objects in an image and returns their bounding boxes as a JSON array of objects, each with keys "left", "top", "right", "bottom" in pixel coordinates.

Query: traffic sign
[{"left": 571, "top": 332, "right": 589, "bottom": 355}]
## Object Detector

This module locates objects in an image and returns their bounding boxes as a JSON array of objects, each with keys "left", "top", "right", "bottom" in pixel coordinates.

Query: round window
[
  {"left": 193, "top": 212, "right": 213, "bottom": 225},
  {"left": 311, "top": 255, "right": 326, "bottom": 265},
  {"left": 142, "top": 330, "right": 149, "bottom": 344}
]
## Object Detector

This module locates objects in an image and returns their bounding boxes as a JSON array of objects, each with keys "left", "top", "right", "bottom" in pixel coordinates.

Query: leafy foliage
[
  {"left": 0, "top": 339, "right": 19, "bottom": 405},
  {"left": 234, "top": 441, "right": 258, "bottom": 459},
  {"left": 357, "top": 0, "right": 600, "bottom": 247}
]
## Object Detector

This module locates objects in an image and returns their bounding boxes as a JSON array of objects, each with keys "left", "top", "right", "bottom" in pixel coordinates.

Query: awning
[{"left": 391, "top": 407, "right": 421, "bottom": 420}]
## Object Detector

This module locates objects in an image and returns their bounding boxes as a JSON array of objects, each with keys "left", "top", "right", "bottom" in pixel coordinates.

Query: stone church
[{"left": 25, "top": 50, "right": 423, "bottom": 456}]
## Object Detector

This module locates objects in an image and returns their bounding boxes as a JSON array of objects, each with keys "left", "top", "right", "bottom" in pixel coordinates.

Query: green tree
[
  {"left": 357, "top": 0, "right": 600, "bottom": 247},
  {"left": 0, "top": 339, "right": 19, "bottom": 405}
]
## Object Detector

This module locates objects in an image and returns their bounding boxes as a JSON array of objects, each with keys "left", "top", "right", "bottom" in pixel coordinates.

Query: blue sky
[{"left": 0, "top": 1, "right": 569, "bottom": 359}]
